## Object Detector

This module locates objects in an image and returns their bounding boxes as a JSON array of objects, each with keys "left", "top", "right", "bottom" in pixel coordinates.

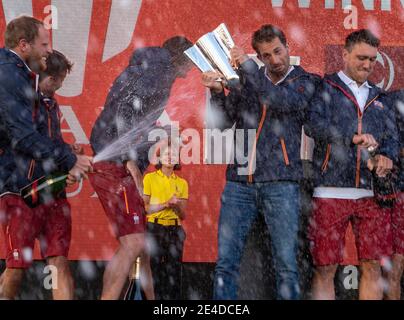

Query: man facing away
[
  {"left": 306, "top": 29, "right": 399, "bottom": 300},
  {"left": 89, "top": 36, "right": 193, "bottom": 299},
  {"left": 201, "top": 24, "right": 319, "bottom": 300}
]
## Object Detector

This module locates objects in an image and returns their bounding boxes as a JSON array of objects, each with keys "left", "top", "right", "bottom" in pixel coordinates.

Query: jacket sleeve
[
  {"left": 208, "top": 88, "right": 242, "bottom": 130},
  {"left": 378, "top": 97, "right": 399, "bottom": 163},
  {"left": 0, "top": 71, "right": 77, "bottom": 172},
  {"left": 305, "top": 80, "right": 356, "bottom": 147},
  {"left": 239, "top": 59, "right": 318, "bottom": 114}
]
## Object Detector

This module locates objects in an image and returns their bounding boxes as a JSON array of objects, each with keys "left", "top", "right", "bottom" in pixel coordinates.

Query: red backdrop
[{"left": 0, "top": 0, "right": 403, "bottom": 263}]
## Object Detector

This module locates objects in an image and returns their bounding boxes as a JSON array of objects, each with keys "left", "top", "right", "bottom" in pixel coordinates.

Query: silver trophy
[{"left": 184, "top": 23, "right": 239, "bottom": 84}]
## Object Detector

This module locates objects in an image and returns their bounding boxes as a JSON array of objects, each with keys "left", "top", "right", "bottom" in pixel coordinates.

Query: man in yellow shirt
[{"left": 142, "top": 143, "right": 188, "bottom": 300}]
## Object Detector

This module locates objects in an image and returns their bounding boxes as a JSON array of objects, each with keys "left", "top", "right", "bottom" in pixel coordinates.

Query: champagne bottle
[
  {"left": 20, "top": 172, "right": 68, "bottom": 208},
  {"left": 368, "top": 147, "right": 397, "bottom": 208},
  {"left": 124, "top": 257, "right": 146, "bottom": 300}
]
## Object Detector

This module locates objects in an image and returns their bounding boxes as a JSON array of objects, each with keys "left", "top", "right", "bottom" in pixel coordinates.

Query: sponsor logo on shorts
[
  {"left": 13, "top": 249, "right": 19, "bottom": 260},
  {"left": 133, "top": 215, "right": 140, "bottom": 224}
]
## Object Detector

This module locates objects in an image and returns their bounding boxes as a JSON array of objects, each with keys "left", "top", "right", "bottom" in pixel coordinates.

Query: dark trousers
[{"left": 146, "top": 222, "right": 186, "bottom": 300}]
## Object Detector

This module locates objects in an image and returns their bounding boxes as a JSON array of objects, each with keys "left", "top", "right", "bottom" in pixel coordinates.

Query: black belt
[{"left": 149, "top": 218, "right": 179, "bottom": 226}]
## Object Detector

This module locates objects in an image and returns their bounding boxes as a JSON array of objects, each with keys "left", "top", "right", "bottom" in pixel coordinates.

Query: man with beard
[
  {"left": 0, "top": 16, "right": 92, "bottom": 299},
  {"left": 202, "top": 24, "right": 319, "bottom": 300}
]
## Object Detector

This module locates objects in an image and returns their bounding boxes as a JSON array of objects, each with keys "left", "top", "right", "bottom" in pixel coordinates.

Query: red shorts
[
  {"left": 392, "top": 192, "right": 404, "bottom": 255},
  {"left": 0, "top": 194, "right": 36, "bottom": 268},
  {"left": 309, "top": 197, "right": 392, "bottom": 266},
  {"left": 0, "top": 195, "right": 72, "bottom": 268},
  {"left": 34, "top": 197, "right": 72, "bottom": 259},
  {"left": 89, "top": 161, "right": 146, "bottom": 238}
]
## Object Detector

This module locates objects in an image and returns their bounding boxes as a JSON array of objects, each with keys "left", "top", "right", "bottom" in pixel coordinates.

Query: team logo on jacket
[{"left": 373, "top": 100, "right": 384, "bottom": 110}]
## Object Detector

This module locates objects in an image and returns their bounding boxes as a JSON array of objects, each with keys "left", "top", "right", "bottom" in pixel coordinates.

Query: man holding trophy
[{"left": 197, "top": 24, "right": 319, "bottom": 299}]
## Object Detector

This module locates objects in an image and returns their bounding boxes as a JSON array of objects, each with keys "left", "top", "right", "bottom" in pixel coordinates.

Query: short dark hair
[
  {"left": 40, "top": 50, "right": 73, "bottom": 81},
  {"left": 252, "top": 24, "right": 287, "bottom": 53},
  {"left": 5, "top": 15, "right": 43, "bottom": 49},
  {"left": 162, "top": 36, "right": 193, "bottom": 66},
  {"left": 345, "top": 29, "right": 380, "bottom": 51},
  {"left": 155, "top": 162, "right": 181, "bottom": 171}
]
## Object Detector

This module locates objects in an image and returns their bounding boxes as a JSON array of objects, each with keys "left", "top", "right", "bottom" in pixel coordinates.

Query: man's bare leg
[
  {"left": 47, "top": 256, "right": 74, "bottom": 300},
  {"left": 101, "top": 233, "right": 145, "bottom": 300},
  {"left": 311, "top": 265, "right": 338, "bottom": 300},
  {"left": 0, "top": 271, "right": 4, "bottom": 287},
  {"left": 140, "top": 251, "right": 155, "bottom": 300},
  {"left": 359, "top": 260, "right": 383, "bottom": 300},
  {"left": 0, "top": 268, "right": 24, "bottom": 300},
  {"left": 385, "top": 254, "right": 404, "bottom": 300}
]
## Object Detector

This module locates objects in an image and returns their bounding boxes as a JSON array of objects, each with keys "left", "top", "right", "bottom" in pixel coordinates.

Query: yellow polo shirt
[{"left": 143, "top": 170, "right": 188, "bottom": 224}]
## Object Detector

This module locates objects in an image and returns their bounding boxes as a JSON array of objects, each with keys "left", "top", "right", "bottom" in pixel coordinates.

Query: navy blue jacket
[
  {"left": 38, "top": 95, "right": 66, "bottom": 146},
  {"left": 210, "top": 59, "right": 320, "bottom": 183},
  {"left": 305, "top": 73, "right": 399, "bottom": 190},
  {"left": 0, "top": 48, "right": 77, "bottom": 194},
  {"left": 389, "top": 90, "right": 404, "bottom": 191},
  {"left": 38, "top": 95, "right": 71, "bottom": 198},
  {"left": 90, "top": 47, "right": 177, "bottom": 173}
]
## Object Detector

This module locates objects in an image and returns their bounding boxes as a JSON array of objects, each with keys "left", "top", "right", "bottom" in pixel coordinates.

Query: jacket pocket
[
  {"left": 280, "top": 138, "right": 290, "bottom": 166},
  {"left": 321, "top": 144, "right": 331, "bottom": 173}
]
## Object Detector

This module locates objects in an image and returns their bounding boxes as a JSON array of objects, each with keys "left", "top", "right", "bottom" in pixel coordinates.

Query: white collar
[
  {"left": 265, "top": 65, "right": 295, "bottom": 85},
  {"left": 9, "top": 49, "right": 39, "bottom": 91},
  {"left": 338, "top": 70, "right": 372, "bottom": 89},
  {"left": 8, "top": 49, "right": 34, "bottom": 73}
]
